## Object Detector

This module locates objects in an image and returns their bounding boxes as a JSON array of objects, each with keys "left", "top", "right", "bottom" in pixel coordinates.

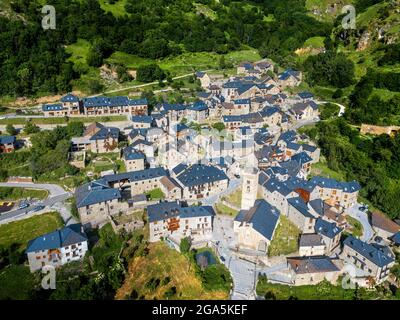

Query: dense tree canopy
[
  {"left": 0, "top": 0, "right": 332, "bottom": 97},
  {"left": 304, "top": 51, "right": 355, "bottom": 88}
]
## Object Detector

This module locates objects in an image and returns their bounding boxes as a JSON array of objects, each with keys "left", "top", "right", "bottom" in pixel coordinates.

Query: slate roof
[
  {"left": 298, "top": 91, "right": 313, "bottom": 99},
  {"left": 131, "top": 115, "right": 153, "bottom": 124},
  {"left": 234, "top": 199, "right": 280, "bottom": 241},
  {"left": 195, "top": 71, "right": 206, "bottom": 78},
  {"left": 102, "top": 167, "right": 167, "bottom": 184},
  {"left": 0, "top": 135, "right": 16, "bottom": 145},
  {"left": 26, "top": 224, "right": 87, "bottom": 253},
  {"left": 172, "top": 163, "right": 188, "bottom": 175},
  {"left": 310, "top": 176, "right": 361, "bottom": 193},
  {"left": 344, "top": 236, "right": 395, "bottom": 268},
  {"left": 147, "top": 201, "right": 215, "bottom": 223},
  {"left": 389, "top": 232, "right": 400, "bottom": 245},
  {"left": 128, "top": 128, "right": 148, "bottom": 140},
  {"left": 123, "top": 146, "right": 146, "bottom": 161},
  {"left": 60, "top": 93, "right": 79, "bottom": 103},
  {"left": 278, "top": 160, "right": 301, "bottom": 177},
  {"left": 89, "top": 126, "right": 119, "bottom": 141},
  {"left": 262, "top": 178, "right": 293, "bottom": 197},
  {"left": 176, "top": 164, "right": 228, "bottom": 188},
  {"left": 291, "top": 151, "right": 313, "bottom": 164},
  {"left": 75, "top": 180, "right": 121, "bottom": 208},
  {"left": 288, "top": 197, "right": 315, "bottom": 218},
  {"left": 299, "top": 234, "right": 324, "bottom": 247},
  {"left": 188, "top": 101, "right": 208, "bottom": 112},
  {"left": 278, "top": 68, "right": 301, "bottom": 81},
  {"left": 259, "top": 106, "right": 280, "bottom": 118},
  {"left": 233, "top": 98, "right": 251, "bottom": 105},
  {"left": 315, "top": 218, "right": 342, "bottom": 239},
  {"left": 82, "top": 96, "right": 147, "bottom": 108},
  {"left": 278, "top": 130, "right": 297, "bottom": 143},
  {"left": 42, "top": 103, "right": 64, "bottom": 111},
  {"left": 301, "top": 144, "right": 318, "bottom": 153},
  {"left": 197, "top": 92, "right": 212, "bottom": 99},
  {"left": 223, "top": 115, "right": 242, "bottom": 123},
  {"left": 288, "top": 256, "right": 339, "bottom": 274}
]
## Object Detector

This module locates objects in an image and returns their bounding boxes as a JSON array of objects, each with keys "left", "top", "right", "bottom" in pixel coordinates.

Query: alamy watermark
[
  {"left": 41, "top": 5, "right": 56, "bottom": 30},
  {"left": 341, "top": 5, "right": 356, "bottom": 30},
  {"left": 41, "top": 265, "right": 56, "bottom": 290}
]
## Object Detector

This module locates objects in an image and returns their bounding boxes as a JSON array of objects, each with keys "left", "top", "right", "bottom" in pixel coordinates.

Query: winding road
[
  {"left": 347, "top": 203, "right": 374, "bottom": 242},
  {"left": 0, "top": 182, "right": 74, "bottom": 225},
  {"left": 319, "top": 101, "right": 346, "bottom": 117}
]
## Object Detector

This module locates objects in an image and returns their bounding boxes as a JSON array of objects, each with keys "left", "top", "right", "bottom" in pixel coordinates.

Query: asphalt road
[
  {"left": 0, "top": 182, "right": 72, "bottom": 224},
  {"left": 347, "top": 203, "right": 374, "bottom": 242}
]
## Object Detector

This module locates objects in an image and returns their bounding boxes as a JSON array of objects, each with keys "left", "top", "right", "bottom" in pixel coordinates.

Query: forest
[
  {"left": 0, "top": 0, "right": 331, "bottom": 97},
  {"left": 304, "top": 118, "right": 400, "bottom": 219}
]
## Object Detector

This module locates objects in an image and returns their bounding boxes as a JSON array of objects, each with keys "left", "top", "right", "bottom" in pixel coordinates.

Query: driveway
[{"left": 347, "top": 204, "right": 374, "bottom": 242}]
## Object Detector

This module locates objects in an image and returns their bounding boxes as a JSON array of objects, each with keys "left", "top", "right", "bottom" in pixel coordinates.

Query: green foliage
[
  {"left": 23, "top": 121, "right": 40, "bottom": 135},
  {"left": 0, "top": 187, "right": 47, "bottom": 201},
  {"left": 312, "top": 118, "right": 400, "bottom": 219},
  {"left": 5, "top": 124, "right": 17, "bottom": 136},
  {"left": 200, "top": 264, "right": 232, "bottom": 292},
  {"left": 0, "top": 265, "right": 36, "bottom": 300},
  {"left": 145, "top": 188, "right": 165, "bottom": 200},
  {"left": 304, "top": 51, "right": 355, "bottom": 88},
  {"left": 179, "top": 237, "right": 191, "bottom": 254},
  {"left": 212, "top": 122, "right": 225, "bottom": 132},
  {"left": 87, "top": 80, "right": 104, "bottom": 94},
  {"left": 346, "top": 70, "right": 400, "bottom": 125},
  {"left": 136, "top": 64, "right": 166, "bottom": 83},
  {"left": 319, "top": 103, "right": 340, "bottom": 120}
]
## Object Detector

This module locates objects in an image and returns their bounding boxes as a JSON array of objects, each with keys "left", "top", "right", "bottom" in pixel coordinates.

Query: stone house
[{"left": 26, "top": 224, "right": 88, "bottom": 272}]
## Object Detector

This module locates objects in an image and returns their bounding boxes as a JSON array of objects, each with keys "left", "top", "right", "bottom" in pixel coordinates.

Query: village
[{"left": 1, "top": 60, "right": 399, "bottom": 300}]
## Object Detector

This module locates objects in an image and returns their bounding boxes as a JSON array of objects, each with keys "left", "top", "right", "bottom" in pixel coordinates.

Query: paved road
[
  {"left": 347, "top": 203, "right": 374, "bottom": 242},
  {"left": 320, "top": 101, "right": 346, "bottom": 117},
  {"left": 0, "top": 182, "right": 73, "bottom": 224},
  {"left": 212, "top": 215, "right": 258, "bottom": 300},
  {"left": 0, "top": 182, "right": 67, "bottom": 197},
  {"left": 91, "top": 69, "right": 213, "bottom": 97}
]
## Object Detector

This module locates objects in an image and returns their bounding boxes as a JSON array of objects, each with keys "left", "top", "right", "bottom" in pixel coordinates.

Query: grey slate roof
[
  {"left": 147, "top": 201, "right": 215, "bottom": 223},
  {"left": 235, "top": 199, "right": 280, "bottom": 241},
  {"left": 315, "top": 218, "right": 342, "bottom": 239},
  {"left": 42, "top": 103, "right": 64, "bottom": 112},
  {"left": 288, "top": 256, "right": 339, "bottom": 274},
  {"left": 102, "top": 167, "right": 167, "bottom": 184},
  {"left": 123, "top": 146, "right": 146, "bottom": 161},
  {"left": 75, "top": 180, "right": 121, "bottom": 208},
  {"left": 176, "top": 164, "right": 228, "bottom": 188},
  {"left": 288, "top": 197, "right": 315, "bottom": 218},
  {"left": 310, "top": 176, "right": 361, "bottom": 193},
  {"left": 344, "top": 236, "right": 395, "bottom": 268},
  {"left": 26, "top": 224, "right": 87, "bottom": 253},
  {"left": 60, "top": 93, "right": 79, "bottom": 103},
  {"left": 299, "top": 234, "right": 324, "bottom": 247},
  {"left": 0, "top": 135, "right": 16, "bottom": 145},
  {"left": 89, "top": 126, "right": 120, "bottom": 141}
]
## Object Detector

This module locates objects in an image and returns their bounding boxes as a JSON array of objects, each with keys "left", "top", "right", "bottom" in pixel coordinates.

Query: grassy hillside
[{"left": 116, "top": 242, "right": 229, "bottom": 300}]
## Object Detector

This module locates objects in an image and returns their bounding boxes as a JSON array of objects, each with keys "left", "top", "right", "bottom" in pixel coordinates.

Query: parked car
[
  {"left": 220, "top": 256, "right": 225, "bottom": 262},
  {"left": 18, "top": 202, "right": 30, "bottom": 210},
  {"left": 30, "top": 205, "right": 45, "bottom": 212}
]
